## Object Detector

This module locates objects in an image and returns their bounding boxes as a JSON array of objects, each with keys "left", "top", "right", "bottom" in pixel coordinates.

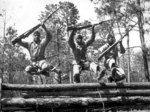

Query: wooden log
[
  {"left": 3, "top": 82, "right": 150, "bottom": 91},
  {"left": 1, "top": 97, "right": 119, "bottom": 108},
  {"left": 2, "top": 107, "right": 33, "bottom": 111},
  {"left": 21, "top": 89, "right": 150, "bottom": 98},
  {"left": 2, "top": 96, "right": 150, "bottom": 109}
]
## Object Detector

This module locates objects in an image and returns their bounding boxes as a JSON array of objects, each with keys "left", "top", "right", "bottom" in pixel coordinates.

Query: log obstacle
[
  {"left": 2, "top": 82, "right": 150, "bottom": 111},
  {"left": 21, "top": 89, "right": 150, "bottom": 98},
  {"left": 2, "top": 96, "right": 150, "bottom": 109},
  {"left": 3, "top": 82, "right": 150, "bottom": 91}
]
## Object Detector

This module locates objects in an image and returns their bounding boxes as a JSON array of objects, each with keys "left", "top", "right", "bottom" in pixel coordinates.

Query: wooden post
[
  {"left": 126, "top": 28, "right": 131, "bottom": 83},
  {"left": 67, "top": 31, "right": 73, "bottom": 84},
  {"left": 55, "top": 29, "right": 61, "bottom": 84}
]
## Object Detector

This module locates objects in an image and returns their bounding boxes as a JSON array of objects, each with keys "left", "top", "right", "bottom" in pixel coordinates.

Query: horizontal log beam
[
  {"left": 21, "top": 89, "right": 150, "bottom": 98},
  {"left": 2, "top": 107, "right": 33, "bottom": 111},
  {"left": 3, "top": 82, "right": 150, "bottom": 91},
  {"left": 2, "top": 97, "right": 150, "bottom": 109}
]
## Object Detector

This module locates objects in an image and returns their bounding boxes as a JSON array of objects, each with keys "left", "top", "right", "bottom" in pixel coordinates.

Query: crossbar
[{"left": 2, "top": 82, "right": 150, "bottom": 91}]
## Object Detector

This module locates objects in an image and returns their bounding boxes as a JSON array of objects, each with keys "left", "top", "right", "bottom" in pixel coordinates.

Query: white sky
[
  {"left": 0, "top": 0, "right": 150, "bottom": 51},
  {"left": 0, "top": 0, "right": 98, "bottom": 35}
]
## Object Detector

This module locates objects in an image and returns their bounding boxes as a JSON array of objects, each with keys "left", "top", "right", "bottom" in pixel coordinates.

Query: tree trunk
[
  {"left": 0, "top": 78, "right": 1, "bottom": 110},
  {"left": 127, "top": 28, "right": 131, "bottom": 82},
  {"left": 137, "top": 0, "right": 150, "bottom": 81}
]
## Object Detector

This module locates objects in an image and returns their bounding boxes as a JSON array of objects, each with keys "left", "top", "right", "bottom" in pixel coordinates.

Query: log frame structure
[{"left": 2, "top": 82, "right": 150, "bottom": 111}]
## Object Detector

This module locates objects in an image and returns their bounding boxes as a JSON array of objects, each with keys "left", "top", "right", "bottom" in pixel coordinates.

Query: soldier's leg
[
  {"left": 38, "top": 60, "right": 51, "bottom": 76},
  {"left": 38, "top": 60, "right": 61, "bottom": 84},
  {"left": 49, "top": 65, "right": 62, "bottom": 84},
  {"left": 89, "top": 62, "right": 100, "bottom": 73},
  {"left": 106, "top": 58, "right": 116, "bottom": 77},
  {"left": 25, "top": 65, "right": 37, "bottom": 75},
  {"left": 107, "top": 59, "right": 126, "bottom": 82},
  {"left": 113, "top": 67, "right": 126, "bottom": 82},
  {"left": 25, "top": 65, "right": 36, "bottom": 84},
  {"left": 73, "top": 64, "right": 81, "bottom": 83},
  {"left": 103, "top": 59, "right": 115, "bottom": 82},
  {"left": 38, "top": 60, "right": 49, "bottom": 70},
  {"left": 97, "top": 69, "right": 106, "bottom": 81},
  {"left": 39, "top": 60, "right": 60, "bottom": 73},
  {"left": 89, "top": 62, "right": 102, "bottom": 80},
  {"left": 107, "top": 58, "right": 116, "bottom": 69},
  {"left": 53, "top": 72, "right": 61, "bottom": 84}
]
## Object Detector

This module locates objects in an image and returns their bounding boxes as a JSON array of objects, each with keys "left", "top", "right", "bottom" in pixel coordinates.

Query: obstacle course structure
[{"left": 1, "top": 81, "right": 150, "bottom": 111}]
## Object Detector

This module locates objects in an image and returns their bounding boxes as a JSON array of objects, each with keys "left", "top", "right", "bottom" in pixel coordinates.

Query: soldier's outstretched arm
[
  {"left": 68, "top": 27, "right": 77, "bottom": 49},
  {"left": 11, "top": 35, "right": 29, "bottom": 49},
  {"left": 12, "top": 24, "right": 41, "bottom": 46},
  {"left": 86, "top": 25, "right": 96, "bottom": 47}
]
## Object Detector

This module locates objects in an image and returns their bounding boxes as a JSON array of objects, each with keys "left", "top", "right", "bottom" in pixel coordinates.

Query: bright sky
[
  {"left": 0, "top": 0, "right": 150, "bottom": 51},
  {"left": 0, "top": 0, "right": 98, "bottom": 35}
]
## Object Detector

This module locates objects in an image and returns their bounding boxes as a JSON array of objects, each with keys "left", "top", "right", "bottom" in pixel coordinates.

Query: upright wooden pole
[
  {"left": 67, "top": 32, "right": 73, "bottom": 84},
  {"left": 127, "top": 28, "right": 131, "bottom": 82}
]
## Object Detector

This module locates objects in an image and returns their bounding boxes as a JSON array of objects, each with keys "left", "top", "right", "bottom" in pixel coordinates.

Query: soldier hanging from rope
[
  {"left": 67, "top": 25, "right": 101, "bottom": 83},
  {"left": 11, "top": 23, "right": 62, "bottom": 84},
  {"left": 95, "top": 33, "right": 126, "bottom": 82}
]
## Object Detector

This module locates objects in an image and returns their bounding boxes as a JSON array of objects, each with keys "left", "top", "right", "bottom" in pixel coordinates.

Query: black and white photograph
[{"left": 0, "top": 0, "right": 150, "bottom": 111}]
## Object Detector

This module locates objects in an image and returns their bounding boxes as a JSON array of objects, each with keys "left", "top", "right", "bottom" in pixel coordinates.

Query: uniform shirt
[
  {"left": 68, "top": 30, "right": 96, "bottom": 64},
  {"left": 28, "top": 41, "right": 46, "bottom": 60},
  {"left": 72, "top": 42, "right": 87, "bottom": 64},
  {"left": 18, "top": 32, "right": 51, "bottom": 61}
]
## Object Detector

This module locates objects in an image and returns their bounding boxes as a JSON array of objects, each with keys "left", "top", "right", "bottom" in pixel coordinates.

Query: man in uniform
[
  {"left": 12, "top": 24, "right": 61, "bottom": 84},
  {"left": 96, "top": 34, "right": 126, "bottom": 82},
  {"left": 68, "top": 25, "right": 101, "bottom": 83}
]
